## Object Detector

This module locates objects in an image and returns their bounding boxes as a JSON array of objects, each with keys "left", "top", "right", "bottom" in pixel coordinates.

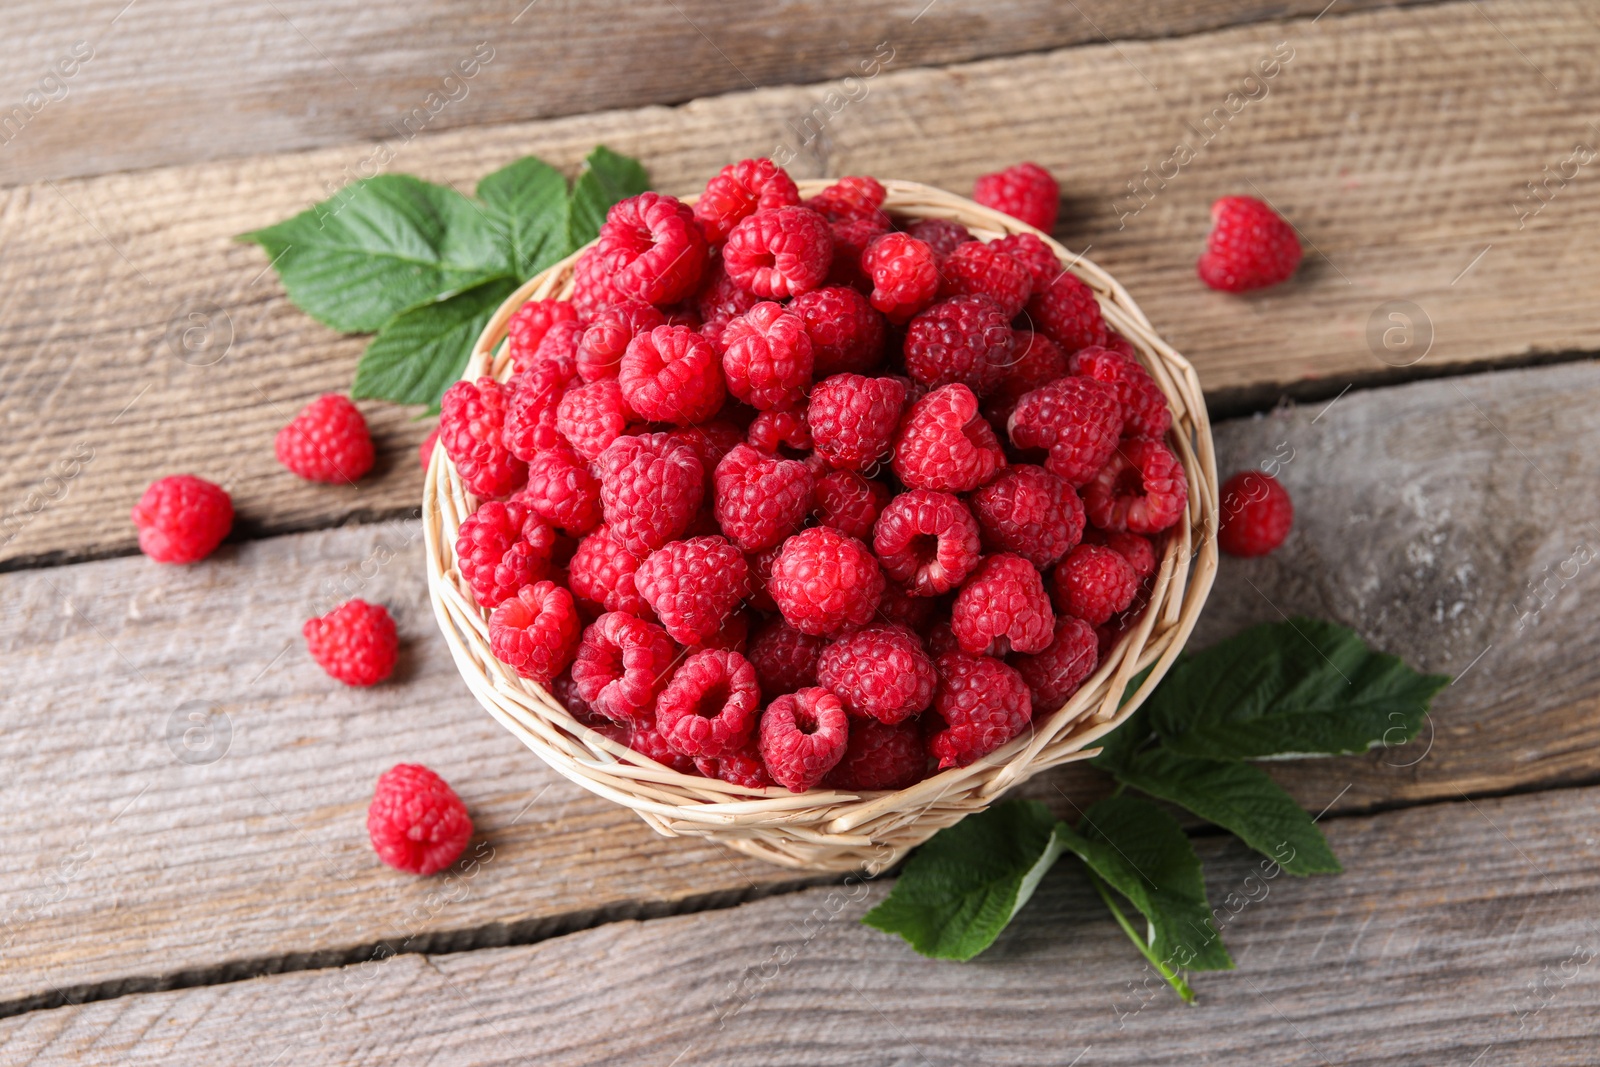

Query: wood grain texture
[
  {"left": 4, "top": 1, "right": 1599, "bottom": 568},
  {"left": 6, "top": 784, "right": 1598, "bottom": 1065}
]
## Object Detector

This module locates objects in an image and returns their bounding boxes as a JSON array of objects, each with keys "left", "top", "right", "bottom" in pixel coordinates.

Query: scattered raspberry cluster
[{"left": 433, "top": 158, "right": 1190, "bottom": 793}]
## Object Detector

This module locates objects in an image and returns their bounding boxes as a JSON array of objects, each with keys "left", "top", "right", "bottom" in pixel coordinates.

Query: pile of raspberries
[{"left": 429, "top": 160, "right": 1187, "bottom": 795}]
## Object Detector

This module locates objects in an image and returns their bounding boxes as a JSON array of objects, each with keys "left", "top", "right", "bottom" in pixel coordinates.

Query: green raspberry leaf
[
  {"left": 862, "top": 800, "right": 1067, "bottom": 961},
  {"left": 567, "top": 145, "right": 651, "bottom": 249},
  {"left": 351, "top": 278, "right": 519, "bottom": 409},
  {"left": 477, "top": 156, "right": 575, "bottom": 278}
]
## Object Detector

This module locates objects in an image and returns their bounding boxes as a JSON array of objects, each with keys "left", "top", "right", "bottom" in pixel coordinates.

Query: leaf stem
[{"left": 1086, "top": 869, "right": 1195, "bottom": 1004}]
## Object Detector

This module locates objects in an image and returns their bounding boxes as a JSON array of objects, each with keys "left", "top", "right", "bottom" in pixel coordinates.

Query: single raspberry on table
[
  {"left": 695, "top": 257, "right": 764, "bottom": 329},
  {"left": 825, "top": 214, "right": 892, "bottom": 289},
  {"left": 594, "top": 192, "right": 709, "bottom": 305},
  {"left": 722, "top": 206, "right": 833, "bottom": 298},
  {"left": 862, "top": 232, "right": 939, "bottom": 324},
  {"left": 578, "top": 300, "right": 664, "bottom": 383},
  {"left": 892, "top": 383, "right": 1007, "bottom": 493},
  {"left": 988, "top": 233, "right": 1060, "bottom": 294},
  {"left": 788, "top": 286, "right": 887, "bottom": 376},
  {"left": 928, "top": 651, "right": 1034, "bottom": 769},
  {"left": 807, "top": 374, "right": 906, "bottom": 472},
  {"left": 747, "top": 409, "right": 813, "bottom": 457},
  {"left": 983, "top": 330, "right": 1068, "bottom": 426},
  {"left": 1007, "top": 376, "right": 1123, "bottom": 487},
  {"left": 556, "top": 379, "right": 631, "bottom": 462},
  {"left": 871, "top": 488, "right": 982, "bottom": 597},
  {"left": 695, "top": 158, "right": 802, "bottom": 243},
  {"left": 502, "top": 359, "right": 574, "bottom": 462},
  {"left": 712, "top": 444, "right": 815, "bottom": 552},
  {"left": 655, "top": 648, "right": 761, "bottom": 759},
  {"left": 595, "top": 433, "right": 705, "bottom": 556},
  {"left": 973, "top": 162, "right": 1060, "bottom": 232},
  {"left": 567, "top": 525, "right": 651, "bottom": 616},
  {"left": 367, "top": 764, "right": 473, "bottom": 876},
  {"left": 1218, "top": 470, "right": 1294, "bottom": 557},
  {"left": 131, "top": 474, "right": 232, "bottom": 563},
  {"left": 419, "top": 426, "right": 440, "bottom": 472},
  {"left": 304, "top": 599, "right": 398, "bottom": 687},
  {"left": 1197, "top": 195, "right": 1302, "bottom": 292},
  {"left": 1051, "top": 543, "right": 1138, "bottom": 626},
  {"left": 440, "top": 377, "right": 527, "bottom": 498},
  {"left": 1081, "top": 437, "right": 1189, "bottom": 534},
  {"left": 951, "top": 552, "right": 1055, "bottom": 657},
  {"left": 274, "top": 394, "right": 374, "bottom": 484},
  {"left": 456, "top": 499, "right": 556, "bottom": 609},
  {"left": 937, "top": 243, "right": 1032, "bottom": 318},
  {"left": 1084, "top": 528, "right": 1158, "bottom": 581},
  {"left": 767, "top": 527, "right": 886, "bottom": 636},
  {"left": 696, "top": 741, "right": 775, "bottom": 789},
  {"left": 507, "top": 299, "right": 578, "bottom": 371},
  {"left": 805, "top": 176, "right": 888, "bottom": 222},
  {"left": 876, "top": 579, "right": 937, "bottom": 631},
  {"left": 759, "top": 687, "right": 851, "bottom": 792},
  {"left": 816, "top": 623, "right": 936, "bottom": 724},
  {"left": 1010, "top": 616, "right": 1099, "bottom": 711},
  {"left": 1025, "top": 272, "right": 1108, "bottom": 354},
  {"left": 811, "top": 470, "right": 891, "bottom": 541},
  {"left": 903, "top": 295, "right": 1014, "bottom": 396},
  {"left": 618, "top": 325, "right": 725, "bottom": 426},
  {"left": 633, "top": 536, "right": 752, "bottom": 645},
  {"left": 1070, "top": 345, "right": 1172, "bottom": 439},
  {"left": 824, "top": 718, "right": 927, "bottom": 791},
  {"left": 747, "top": 618, "right": 826, "bottom": 697},
  {"left": 571, "top": 611, "right": 679, "bottom": 726},
  {"left": 969, "top": 464, "right": 1085, "bottom": 569},
  {"left": 488, "top": 580, "right": 582, "bottom": 684},
  {"left": 720, "top": 302, "right": 815, "bottom": 411},
  {"left": 905, "top": 217, "right": 974, "bottom": 258},
  {"left": 516, "top": 447, "right": 601, "bottom": 535}
]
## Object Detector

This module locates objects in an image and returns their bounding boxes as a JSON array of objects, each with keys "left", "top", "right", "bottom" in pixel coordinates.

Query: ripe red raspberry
[
  {"left": 555, "top": 379, "right": 630, "bottom": 462},
  {"left": 903, "top": 295, "right": 1014, "bottom": 396},
  {"left": 303, "top": 598, "right": 398, "bottom": 686},
  {"left": 696, "top": 741, "right": 775, "bottom": 789},
  {"left": 695, "top": 158, "right": 802, "bottom": 243},
  {"left": 456, "top": 499, "right": 556, "bottom": 608},
  {"left": 768, "top": 527, "right": 885, "bottom": 636},
  {"left": 618, "top": 325, "right": 725, "bottom": 426},
  {"left": 440, "top": 377, "right": 527, "bottom": 498},
  {"left": 595, "top": 433, "right": 705, "bottom": 556},
  {"left": 1218, "top": 470, "right": 1294, "bottom": 557},
  {"left": 928, "top": 651, "right": 1033, "bottom": 769},
  {"left": 973, "top": 162, "right": 1060, "bottom": 232},
  {"left": 633, "top": 536, "right": 752, "bottom": 645},
  {"left": 274, "top": 394, "right": 374, "bottom": 484},
  {"left": 988, "top": 233, "right": 1060, "bottom": 294},
  {"left": 805, "top": 176, "right": 888, "bottom": 222},
  {"left": 789, "top": 286, "right": 887, "bottom": 376},
  {"left": 984, "top": 330, "right": 1069, "bottom": 426},
  {"left": 596, "top": 716, "right": 697, "bottom": 774},
  {"left": 687, "top": 606, "right": 751, "bottom": 655},
  {"left": 825, "top": 214, "right": 891, "bottom": 289},
  {"left": 1103, "top": 331, "right": 1138, "bottom": 359},
  {"left": 747, "top": 619, "right": 825, "bottom": 697},
  {"left": 1198, "top": 195, "right": 1303, "bottom": 292},
  {"left": 502, "top": 360, "right": 573, "bottom": 463},
  {"left": 722, "top": 206, "right": 833, "bottom": 298},
  {"left": 747, "top": 409, "right": 812, "bottom": 457},
  {"left": 951, "top": 552, "right": 1055, "bottom": 656},
  {"left": 862, "top": 233, "right": 938, "bottom": 323},
  {"left": 367, "top": 764, "right": 473, "bottom": 875},
  {"left": 654, "top": 648, "right": 761, "bottom": 758},
  {"left": 1010, "top": 616, "right": 1098, "bottom": 711},
  {"left": 695, "top": 257, "right": 763, "bottom": 329},
  {"left": 877, "top": 579, "right": 936, "bottom": 630},
  {"left": 938, "top": 243, "right": 1032, "bottom": 318},
  {"left": 720, "top": 302, "right": 814, "bottom": 410},
  {"left": 811, "top": 470, "right": 890, "bottom": 540},
  {"left": 1084, "top": 528, "right": 1158, "bottom": 581},
  {"left": 507, "top": 299, "right": 578, "bottom": 371},
  {"left": 1082, "top": 437, "right": 1189, "bottom": 534},
  {"left": 569, "top": 243, "right": 628, "bottom": 319},
  {"left": 892, "top": 383, "right": 1007, "bottom": 493},
  {"left": 1007, "top": 376, "right": 1123, "bottom": 487},
  {"left": 516, "top": 447, "right": 601, "bottom": 535},
  {"left": 745, "top": 543, "right": 781, "bottom": 612},
  {"left": 871, "top": 489, "right": 982, "bottom": 596},
  {"left": 577, "top": 300, "right": 663, "bottom": 382},
  {"left": 759, "top": 687, "right": 850, "bottom": 792},
  {"left": 567, "top": 525, "right": 651, "bottom": 616},
  {"left": 552, "top": 668, "right": 604, "bottom": 725},
  {"left": 823, "top": 718, "right": 926, "bottom": 791},
  {"left": 816, "top": 623, "right": 935, "bottom": 724},
  {"left": 925, "top": 621, "right": 961, "bottom": 658},
  {"left": 131, "top": 474, "right": 232, "bottom": 563},
  {"left": 1026, "top": 272, "right": 1108, "bottom": 353},
  {"left": 905, "top": 217, "right": 973, "bottom": 258},
  {"left": 712, "top": 444, "right": 815, "bottom": 552},
  {"left": 571, "top": 611, "right": 679, "bottom": 726},
  {"left": 594, "top": 192, "right": 709, "bottom": 305},
  {"left": 488, "top": 580, "right": 582, "bottom": 683},
  {"left": 807, "top": 374, "right": 906, "bottom": 472},
  {"left": 969, "top": 464, "right": 1085, "bottom": 569},
  {"left": 1051, "top": 543, "right": 1138, "bottom": 625},
  {"left": 1070, "top": 345, "right": 1172, "bottom": 439},
  {"left": 525, "top": 318, "right": 584, "bottom": 378}
]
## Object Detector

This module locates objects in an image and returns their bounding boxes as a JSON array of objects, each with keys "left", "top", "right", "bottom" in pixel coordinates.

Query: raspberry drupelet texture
[
  {"left": 488, "top": 580, "right": 582, "bottom": 684},
  {"left": 578, "top": 300, "right": 664, "bottom": 383},
  {"left": 567, "top": 526, "right": 652, "bottom": 616},
  {"left": 722, "top": 206, "right": 833, "bottom": 298},
  {"left": 759, "top": 687, "right": 851, "bottom": 792},
  {"left": 789, "top": 286, "right": 887, "bottom": 377},
  {"left": 455, "top": 499, "right": 556, "bottom": 608},
  {"left": 877, "top": 579, "right": 937, "bottom": 630},
  {"left": 767, "top": 527, "right": 886, "bottom": 636},
  {"left": 275, "top": 394, "right": 374, "bottom": 484},
  {"left": 696, "top": 741, "right": 776, "bottom": 789},
  {"left": 1026, "top": 271, "right": 1108, "bottom": 354},
  {"left": 440, "top": 377, "right": 527, "bottom": 498},
  {"left": 1069, "top": 345, "right": 1173, "bottom": 439},
  {"left": 823, "top": 717, "right": 927, "bottom": 791},
  {"left": 569, "top": 242, "right": 627, "bottom": 319},
  {"left": 1197, "top": 195, "right": 1303, "bottom": 293},
  {"left": 905, "top": 217, "right": 974, "bottom": 258},
  {"left": 695, "top": 258, "right": 764, "bottom": 332},
  {"left": 1051, "top": 543, "right": 1138, "bottom": 626},
  {"left": 811, "top": 470, "right": 891, "bottom": 540},
  {"left": 668, "top": 422, "right": 747, "bottom": 494},
  {"left": 694, "top": 158, "right": 802, "bottom": 243},
  {"left": 304, "top": 599, "right": 399, "bottom": 687},
  {"left": 619, "top": 325, "right": 726, "bottom": 426},
  {"left": 633, "top": 536, "right": 752, "bottom": 645},
  {"left": 594, "top": 192, "right": 709, "bottom": 305},
  {"left": 527, "top": 319, "right": 584, "bottom": 376},
  {"left": 556, "top": 379, "right": 631, "bottom": 462},
  {"left": 367, "top": 764, "right": 473, "bottom": 876},
  {"left": 516, "top": 447, "right": 601, "bottom": 535},
  {"left": 824, "top": 213, "right": 891, "bottom": 289},
  {"left": 807, "top": 374, "right": 907, "bottom": 472},
  {"left": 872, "top": 489, "right": 982, "bottom": 596},
  {"left": 969, "top": 464, "right": 1085, "bottom": 569},
  {"left": 747, "top": 408, "right": 813, "bottom": 457},
  {"left": 973, "top": 162, "right": 1060, "bottom": 232},
  {"left": 988, "top": 232, "right": 1061, "bottom": 294},
  {"left": 131, "top": 474, "right": 233, "bottom": 563},
  {"left": 571, "top": 611, "right": 679, "bottom": 726},
  {"left": 1081, "top": 437, "right": 1189, "bottom": 534},
  {"left": 747, "top": 618, "right": 826, "bottom": 697},
  {"left": 984, "top": 330, "right": 1068, "bottom": 426},
  {"left": 687, "top": 607, "right": 751, "bottom": 655},
  {"left": 892, "top": 383, "right": 1007, "bottom": 493},
  {"left": 719, "top": 302, "right": 815, "bottom": 411},
  {"left": 1009, "top": 616, "right": 1099, "bottom": 711},
  {"left": 502, "top": 359, "right": 573, "bottom": 462},
  {"left": 862, "top": 233, "right": 939, "bottom": 323},
  {"left": 507, "top": 299, "right": 579, "bottom": 371},
  {"left": 928, "top": 651, "right": 1034, "bottom": 769},
  {"left": 1007, "top": 376, "right": 1124, "bottom": 487},
  {"left": 654, "top": 649, "right": 761, "bottom": 758},
  {"left": 951, "top": 552, "right": 1055, "bottom": 656},
  {"left": 712, "top": 444, "right": 815, "bottom": 552},
  {"left": 1218, "top": 470, "right": 1294, "bottom": 557},
  {"left": 1084, "top": 528, "right": 1158, "bottom": 581},
  {"left": 595, "top": 433, "right": 705, "bottom": 556},
  {"left": 805, "top": 175, "right": 888, "bottom": 222},
  {"left": 937, "top": 243, "right": 1032, "bottom": 318},
  {"left": 816, "top": 623, "right": 936, "bottom": 724}
]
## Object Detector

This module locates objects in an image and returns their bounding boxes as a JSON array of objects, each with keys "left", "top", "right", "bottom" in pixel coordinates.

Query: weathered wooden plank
[
  {"left": 0, "top": 0, "right": 1436, "bottom": 187},
  {"left": 3, "top": 0, "right": 1598, "bottom": 567},
  {"left": 5, "top": 784, "right": 1596, "bottom": 1065}
]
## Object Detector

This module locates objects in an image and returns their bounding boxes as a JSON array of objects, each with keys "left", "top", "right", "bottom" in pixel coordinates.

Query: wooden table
[{"left": 3, "top": 1, "right": 1599, "bottom": 1062}]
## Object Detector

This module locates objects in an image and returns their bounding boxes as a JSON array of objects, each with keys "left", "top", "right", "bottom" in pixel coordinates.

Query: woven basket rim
[{"left": 422, "top": 178, "right": 1219, "bottom": 872}]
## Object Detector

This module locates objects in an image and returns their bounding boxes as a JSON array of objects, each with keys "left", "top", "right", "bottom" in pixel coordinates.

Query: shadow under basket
[{"left": 423, "top": 178, "right": 1218, "bottom": 872}]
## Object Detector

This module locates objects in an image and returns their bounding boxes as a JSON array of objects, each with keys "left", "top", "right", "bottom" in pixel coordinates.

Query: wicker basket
[{"left": 423, "top": 179, "right": 1218, "bottom": 872}]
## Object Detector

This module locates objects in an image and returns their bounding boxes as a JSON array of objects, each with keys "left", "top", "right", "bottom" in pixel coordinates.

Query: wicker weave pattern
[{"left": 422, "top": 180, "right": 1218, "bottom": 872}]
